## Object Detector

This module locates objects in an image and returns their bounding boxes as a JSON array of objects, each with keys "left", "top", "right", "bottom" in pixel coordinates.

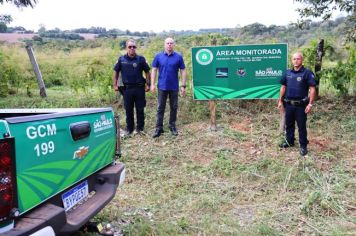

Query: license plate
[{"left": 61, "top": 180, "right": 89, "bottom": 211}]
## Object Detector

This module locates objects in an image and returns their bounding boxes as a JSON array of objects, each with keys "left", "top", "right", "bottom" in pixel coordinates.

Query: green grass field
[{"left": 92, "top": 92, "right": 353, "bottom": 235}]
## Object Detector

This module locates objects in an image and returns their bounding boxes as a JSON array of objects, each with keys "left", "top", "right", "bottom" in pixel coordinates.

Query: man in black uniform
[
  {"left": 112, "top": 39, "right": 150, "bottom": 136},
  {"left": 278, "top": 52, "right": 316, "bottom": 156}
]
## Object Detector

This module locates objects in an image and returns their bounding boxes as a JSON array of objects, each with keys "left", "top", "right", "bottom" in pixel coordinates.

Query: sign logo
[
  {"left": 196, "top": 49, "right": 213, "bottom": 65},
  {"left": 93, "top": 115, "right": 113, "bottom": 133},
  {"left": 255, "top": 68, "right": 283, "bottom": 77},
  {"left": 236, "top": 68, "right": 246, "bottom": 77},
  {"left": 216, "top": 68, "right": 228, "bottom": 78},
  {"left": 297, "top": 77, "right": 302, "bottom": 82}
]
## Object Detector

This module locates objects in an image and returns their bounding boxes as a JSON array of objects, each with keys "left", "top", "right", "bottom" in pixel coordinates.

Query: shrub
[
  {"left": 0, "top": 50, "right": 22, "bottom": 97},
  {"left": 321, "top": 45, "right": 356, "bottom": 95}
]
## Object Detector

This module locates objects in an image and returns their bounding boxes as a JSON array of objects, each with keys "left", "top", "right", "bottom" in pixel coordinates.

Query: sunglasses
[{"left": 128, "top": 45, "right": 137, "bottom": 49}]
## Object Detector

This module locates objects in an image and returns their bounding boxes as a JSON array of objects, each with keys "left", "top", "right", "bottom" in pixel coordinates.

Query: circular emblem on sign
[
  {"left": 133, "top": 63, "right": 137, "bottom": 68},
  {"left": 196, "top": 49, "right": 214, "bottom": 66},
  {"left": 297, "top": 76, "right": 302, "bottom": 82}
]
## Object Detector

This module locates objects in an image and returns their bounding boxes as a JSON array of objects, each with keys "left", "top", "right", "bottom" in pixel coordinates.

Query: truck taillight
[{"left": 0, "top": 138, "right": 16, "bottom": 222}]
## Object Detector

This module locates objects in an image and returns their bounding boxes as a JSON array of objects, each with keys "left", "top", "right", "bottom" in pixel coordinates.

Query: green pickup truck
[{"left": 0, "top": 108, "right": 125, "bottom": 235}]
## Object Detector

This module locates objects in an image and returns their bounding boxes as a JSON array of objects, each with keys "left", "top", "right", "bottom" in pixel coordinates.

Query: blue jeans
[
  {"left": 155, "top": 89, "right": 178, "bottom": 130},
  {"left": 285, "top": 103, "right": 308, "bottom": 148},
  {"left": 123, "top": 86, "right": 146, "bottom": 132}
]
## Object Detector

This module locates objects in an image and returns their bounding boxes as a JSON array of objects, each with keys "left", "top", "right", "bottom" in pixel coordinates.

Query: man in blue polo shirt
[
  {"left": 112, "top": 39, "right": 150, "bottom": 136},
  {"left": 278, "top": 52, "right": 316, "bottom": 156},
  {"left": 150, "top": 37, "right": 187, "bottom": 138}
]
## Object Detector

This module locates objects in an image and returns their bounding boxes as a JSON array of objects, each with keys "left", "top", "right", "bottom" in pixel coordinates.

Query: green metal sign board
[{"left": 191, "top": 43, "right": 288, "bottom": 100}]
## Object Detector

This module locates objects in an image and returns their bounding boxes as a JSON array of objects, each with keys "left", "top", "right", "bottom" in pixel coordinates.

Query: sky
[{"left": 1, "top": 0, "right": 308, "bottom": 32}]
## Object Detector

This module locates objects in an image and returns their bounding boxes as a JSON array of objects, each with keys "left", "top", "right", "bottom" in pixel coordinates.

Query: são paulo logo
[
  {"left": 196, "top": 49, "right": 214, "bottom": 65},
  {"left": 93, "top": 115, "right": 113, "bottom": 133}
]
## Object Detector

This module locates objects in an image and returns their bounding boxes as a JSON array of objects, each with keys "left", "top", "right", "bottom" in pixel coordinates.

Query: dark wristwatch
[{"left": 181, "top": 85, "right": 186, "bottom": 88}]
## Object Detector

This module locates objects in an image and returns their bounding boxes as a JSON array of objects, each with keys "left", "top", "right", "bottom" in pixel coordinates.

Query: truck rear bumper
[{"left": 3, "top": 162, "right": 125, "bottom": 236}]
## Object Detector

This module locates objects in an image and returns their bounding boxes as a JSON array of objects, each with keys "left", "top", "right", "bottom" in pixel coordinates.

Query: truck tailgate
[{"left": 4, "top": 108, "right": 117, "bottom": 214}]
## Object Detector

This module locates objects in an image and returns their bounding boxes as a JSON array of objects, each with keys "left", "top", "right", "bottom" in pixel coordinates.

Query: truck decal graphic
[{"left": 17, "top": 138, "right": 115, "bottom": 212}]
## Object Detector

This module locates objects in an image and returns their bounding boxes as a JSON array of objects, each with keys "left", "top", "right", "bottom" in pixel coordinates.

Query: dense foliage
[
  {"left": 295, "top": 0, "right": 354, "bottom": 20},
  {"left": 295, "top": 0, "right": 355, "bottom": 42},
  {"left": 0, "top": 17, "right": 355, "bottom": 98},
  {"left": 38, "top": 32, "right": 84, "bottom": 40}
]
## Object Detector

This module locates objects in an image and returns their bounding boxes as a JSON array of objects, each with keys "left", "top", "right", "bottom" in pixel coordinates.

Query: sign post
[
  {"left": 208, "top": 39, "right": 217, "bottom": 131},
  {"left": 208, "top": 100, "right": 217, "bottom": 131}
]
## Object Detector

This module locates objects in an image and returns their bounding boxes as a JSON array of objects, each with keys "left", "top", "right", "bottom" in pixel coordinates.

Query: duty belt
[
  {"left": 124, "top": 84, "right": 145, "bottom": 88},
  {"left": 283, "top": 98, "right": 306, "bottom": 106}
]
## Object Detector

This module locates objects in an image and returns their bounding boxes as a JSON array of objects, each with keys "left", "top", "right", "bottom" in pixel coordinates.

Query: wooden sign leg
[{"left": 209, "top": 100, "right": 217, "bottom": 131}]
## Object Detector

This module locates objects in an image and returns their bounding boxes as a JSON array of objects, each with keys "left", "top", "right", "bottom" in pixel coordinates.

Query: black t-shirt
[
  {"left": 280, "top": 66, "right": 316, "bottom": 99},
  {"left": 113, "top": 54, "right": 150, "bottom": 85}
]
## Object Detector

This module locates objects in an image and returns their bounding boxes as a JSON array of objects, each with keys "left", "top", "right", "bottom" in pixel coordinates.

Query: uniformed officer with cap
[
  {"left": 112, "top": 39, "right": 150, "bottom": 136},
  {"left": 278, "top": 52, "right": 316, "bottom": 156}
]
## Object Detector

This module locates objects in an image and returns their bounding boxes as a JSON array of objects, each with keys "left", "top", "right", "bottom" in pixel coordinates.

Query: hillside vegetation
[
  {"left": 0, "top": 18, "right": 355, "bottom": 235},
  {"left": 0, "top": 17, "right": 355, "bottom": 99}
]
